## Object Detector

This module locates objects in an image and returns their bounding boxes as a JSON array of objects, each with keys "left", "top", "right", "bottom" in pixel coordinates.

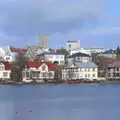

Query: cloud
[
  {"left": 0, "top": 0, "right": 105, "bottom": 36},
  {"left": 88, "top": 26, "right": 120, "bottom": 35}
]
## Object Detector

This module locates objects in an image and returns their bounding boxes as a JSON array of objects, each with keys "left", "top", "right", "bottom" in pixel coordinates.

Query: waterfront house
[
  {"left": 106, "top": 61, "right": 120, "bottom": 80},
  {"left": 62, "top": 62, "right": 98, "bottom": 80},
  {"left": 0, "top": 61, "right": 11, "bottom": 80},
  {"left": 22, "top": 61, "right": 56, "bottom": 83},
  {"left": 92, "top": 55, "right": 119, "bottom": 80}
]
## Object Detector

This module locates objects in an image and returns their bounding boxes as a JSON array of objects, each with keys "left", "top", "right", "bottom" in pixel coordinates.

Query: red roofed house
[
  {"left": 11, "top": 47, "right": 27, "bottom": 53},
  {"left": 0, "top": 61, "right": 11, "bottom": 80},
  {"left": 22, "top": 61, "right": 56, "bottom": 83}
]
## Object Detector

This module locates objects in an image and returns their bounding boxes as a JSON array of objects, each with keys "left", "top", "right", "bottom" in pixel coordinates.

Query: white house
[
  {"left": 67, "top": 52, "right": 92, "bottom": 65},
  {"left": 22, "top": 61, "right": 56, "bottom": 83},
  {"left": 62, "top": 62, "right": 98, "bottom": 80},
  {"left": 0, "top": 62, "right": 11, "bottom": 80},
  {"left": 36, "top": 52, "right": 65, "bottom": 65}
]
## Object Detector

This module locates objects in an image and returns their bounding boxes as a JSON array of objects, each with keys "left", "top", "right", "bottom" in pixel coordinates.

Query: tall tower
[{"left": 40, "top": 35, "right": 48, "bottom": 49}]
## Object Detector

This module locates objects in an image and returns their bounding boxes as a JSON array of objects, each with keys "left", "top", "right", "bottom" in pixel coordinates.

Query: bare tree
[
  {"left": 54, "top": 65, "right": 63, "bottom": 81},
  {"left": 11, "top": 52, "right": 28, "bottom": 82}
]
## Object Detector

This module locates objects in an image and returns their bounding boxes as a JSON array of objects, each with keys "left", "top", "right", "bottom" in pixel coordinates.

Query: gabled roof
[
  {"left": 103, "top": 49, "right": 115, "bottom": 54},
  {"left": 26, "top": 61, "right": 56, "bottom": 71},
  {"left": 0, "top": 61, "right": 11, "bottom": 70},
  {"left": 68, "top": 52, "right": 90, "bottom": 58},
  {"left": 107, "top": 60, "right": 120, "bottom": 68}
]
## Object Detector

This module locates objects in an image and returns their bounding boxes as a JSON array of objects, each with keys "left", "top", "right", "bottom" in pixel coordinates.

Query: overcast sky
[{"left": 0, "top": 0, "right": 120, "bottom": 49}]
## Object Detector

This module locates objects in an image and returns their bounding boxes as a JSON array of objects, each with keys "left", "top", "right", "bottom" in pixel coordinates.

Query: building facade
[
  {"left": 22, "top": 61, "right": 56, "bottom": 83},
  {"left": 67, "top": 52, "right": 92, "bottom": 65},
  {"left": 36, "top": 52, "right": 65, "bottom": 65},
  {"left": 66, "top": 40, "right": 80, "bottom": 52},
  {"left": 62, "top": 62, "right": 98, "bottom": 80},
  {"left": 106, "top": 61, "right": 120, "bottom": 80},
  {"left": 0, "top": 62, "right": 11, "bottom": 80}
]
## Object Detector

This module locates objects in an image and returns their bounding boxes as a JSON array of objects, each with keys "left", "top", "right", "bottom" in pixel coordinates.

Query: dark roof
[
  {"left": 68, "top": 52, "right": 90, "bottom": 58},
  {"left": 103, "top": 49, "right": 115, "bottom": 54},
  {"left": 93, "top": 56, "right": 119, "bottom": 68},
  {"left": 107, "top": 61, "right": 120, "bottom": 68},
  {"left": 26, "top": 61, "right": 56, "bottom": 71}
]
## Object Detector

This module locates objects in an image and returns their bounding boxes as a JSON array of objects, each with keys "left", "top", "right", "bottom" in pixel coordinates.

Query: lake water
[{"left": 0, "top": 84, "right": 120, "bottom": 120}]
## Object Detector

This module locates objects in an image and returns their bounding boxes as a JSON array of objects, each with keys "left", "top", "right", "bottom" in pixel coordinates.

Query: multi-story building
[
  {"left": 67, "top": 52, "right": 92, "bottom": 65},
  {"left": 62, "top": 62, "right": 98, "bottom": 80},
  {"left": 22, "top": 61, "right": 56, "bottom": 83},
  {"left": 66, "top": 40, "right": 80, "bottom": 52},
  {"left": 63, "top": 51, "right": 98, "bottom": 80},
  {"left": 36, "top": 52, "right": 65, "bottom": 65},
  {"left": 0, "top": 61, "right": 11, "bottom": 80},
  {"left": 106, "top": 61, "right": 120, "bottom": 80},
  {"left": 40, "top": 35, "right": 48, "bottom": 49}
]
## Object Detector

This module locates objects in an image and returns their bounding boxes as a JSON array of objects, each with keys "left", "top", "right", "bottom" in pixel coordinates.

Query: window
[
  {"left": 0, "top": 64, "right": 4, "bottom": 71},
  {"left": 93, "top": 74, "right": 96, "bottom": 77},
  {"left": 3, "top": 72, "right": 8, "bottom": 77},
  {"left": 22, "top": 72, "right": 25, "bottom": 78},
  {"left": 49, "top": 72, "right": 53, "bottom": 78},
  {"left": 42, "top": 73, "right": 46, "bottom": 78},
  {"left": 69, "top": 44, "right": 71, "bottom": 48},
  {"left": 88, "top": 74, "right": 90, "bottom": 77},
  {"left": 42, "top": 65, "right": 46, "bottom": 71},
  {"left": 26, "top": 72, "right": 30, "bottom": 78},
  {"left": 93, "top": 68, "right": 96, "bottom": 71},
  {"left": 117, "top": 68, "right": 119, "bottom": 71},
  {"left": 85, "top": 74, "right": 87, "bottom": 77},
  {"left": 77, "top": 57, "right": 80, "bottom": 60},
  {"left": 32, "top": 71, "right": 38, "bottom": 78}
]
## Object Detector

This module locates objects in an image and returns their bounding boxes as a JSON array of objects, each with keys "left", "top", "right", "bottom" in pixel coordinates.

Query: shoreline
[{"left": 0, "top": 80, "right": 120, "bottom": 86}]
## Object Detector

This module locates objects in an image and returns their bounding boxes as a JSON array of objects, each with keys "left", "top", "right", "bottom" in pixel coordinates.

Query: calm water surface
[{"left": 0, "top": 84, "right": 120, "bottom": 120}]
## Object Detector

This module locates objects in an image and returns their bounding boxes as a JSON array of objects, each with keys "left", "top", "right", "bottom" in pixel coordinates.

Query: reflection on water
[{"left": 0, "top": 84, "right": 120, "bottom": 120}]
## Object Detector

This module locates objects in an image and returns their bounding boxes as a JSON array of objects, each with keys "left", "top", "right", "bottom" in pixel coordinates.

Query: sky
[{"left": 0, "top": 0, "right": 120, "bottom": 49}]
